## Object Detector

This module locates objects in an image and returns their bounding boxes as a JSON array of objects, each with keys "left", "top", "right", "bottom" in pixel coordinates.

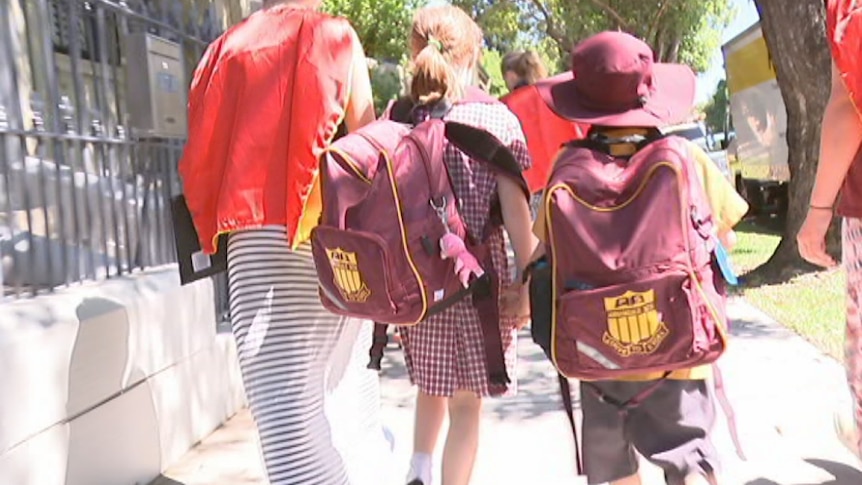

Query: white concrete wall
[{"left": 0, "top": 266, "right": 246, "bottom": 485}]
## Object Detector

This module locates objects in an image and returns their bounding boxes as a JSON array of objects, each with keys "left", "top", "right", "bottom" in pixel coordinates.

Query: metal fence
[{"left": 0, "top": 0, "right": 229, "bottom": 320}]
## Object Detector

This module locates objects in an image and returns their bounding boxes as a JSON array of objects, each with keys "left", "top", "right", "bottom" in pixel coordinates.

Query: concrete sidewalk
[{"left": 152, "top": 298, "right": 862, "bottom": 485}]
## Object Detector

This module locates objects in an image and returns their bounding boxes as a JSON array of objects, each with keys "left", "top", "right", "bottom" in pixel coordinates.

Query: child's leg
[
  {"left": 408, "top": 391, "right": 448, "bottom": 484},
  {"left": 441, "top": 390, "right": 483, "bottom": 485},
  {"left": 627, "top": 379, "right": 721, "bottom": 485},
  {"left": 580, "top": 381, "right": 640, "bottom": 485}
]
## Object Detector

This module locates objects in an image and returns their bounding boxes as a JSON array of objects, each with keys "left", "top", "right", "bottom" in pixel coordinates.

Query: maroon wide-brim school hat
[{"left": 536, "top": 31, "right": 696, "bottom": 127}]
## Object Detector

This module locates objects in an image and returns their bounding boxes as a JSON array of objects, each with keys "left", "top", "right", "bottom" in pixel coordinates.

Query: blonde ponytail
[
  {"left": 408, "top": 6, "right": 483, "bottom": 105},
  {"left": 410, "top": 42, "right": 461, "bottom": 105}
]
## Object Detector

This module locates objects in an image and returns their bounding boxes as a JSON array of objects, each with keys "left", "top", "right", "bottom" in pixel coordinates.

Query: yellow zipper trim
[
  {"left": 545, "top": 186, "right": 562, "bottom": 369},
  {"left": 381, "top": 147, "right": 428, "bottom": 325},
  {"left": 554, "top": 161, "right": 676, "bottom": 213},
  {"left": 321, "top": 146, "right": 373, "bottom": 184}
]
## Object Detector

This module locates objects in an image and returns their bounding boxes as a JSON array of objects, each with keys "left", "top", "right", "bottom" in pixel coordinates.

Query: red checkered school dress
[{"left": 399, "top": 101, "right": 532, "bottom": 398}]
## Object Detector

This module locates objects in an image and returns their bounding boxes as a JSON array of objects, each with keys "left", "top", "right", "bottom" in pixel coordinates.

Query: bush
[
  {"left": 369, "top": 62, "right": 405, "bottom": 116},
  {"left": 480, "top": 49, "right": 507, "bottom": 98}
]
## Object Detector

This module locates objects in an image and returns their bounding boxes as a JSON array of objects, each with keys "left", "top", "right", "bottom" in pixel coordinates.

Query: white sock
[{"left": 406, "top": 452, "right": 433, "bottom": 485}]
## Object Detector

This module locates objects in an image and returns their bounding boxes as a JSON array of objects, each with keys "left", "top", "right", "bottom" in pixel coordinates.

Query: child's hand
[
  {"left": 501, "top": 282, "right": 531, "bottom": 329},
  {"left": 718, "top": 229, "right": 738, "bottom": 251}
]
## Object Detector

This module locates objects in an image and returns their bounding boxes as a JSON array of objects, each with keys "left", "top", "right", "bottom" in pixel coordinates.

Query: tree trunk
[
  {"left": 667, "top": 36, "right": 681, "bottom": 64},
  {"left": 749, "top": 0, "right": 839, "bottom": 283}
]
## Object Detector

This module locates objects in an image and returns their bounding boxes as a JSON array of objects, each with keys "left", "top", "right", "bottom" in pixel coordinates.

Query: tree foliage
[
  {"left": 479, "top": 49, "right": 509, "bottom": 97},
  {"left": 322, "top": 0, "right": 417, "bottom": 61},
  {"left": 450, "top": 1, "right": 524, "bottom": 53},
  {"left": 452, "top": 0, "right": 735, "bottom": 73},
  {"left": 368, "top": 61, "right": 405, "bottom": 115},
  {"left": 704, "top": 79, "right": 731, "bottom": 136}
]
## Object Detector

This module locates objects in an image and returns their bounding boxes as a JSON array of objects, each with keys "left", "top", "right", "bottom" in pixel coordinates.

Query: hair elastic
[{"left": 427, "top": 35, "right": 444, "bottom": 53}]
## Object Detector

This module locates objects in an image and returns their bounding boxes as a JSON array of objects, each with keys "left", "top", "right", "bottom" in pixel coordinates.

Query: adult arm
[
  {"left": 344, "top": 29, "right": 376, "bottom": 132},
  {"left": 811, "top": 61, "right": 862, "bottom": 210},
  {"left": 797, "top": 60, "right": 862, "bottom": 267}
]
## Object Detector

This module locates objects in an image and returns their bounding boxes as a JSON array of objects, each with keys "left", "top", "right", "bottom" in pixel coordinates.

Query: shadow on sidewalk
[
  {"left": 746, "top": 458, "right": 862, "bottom": 485},
  {"left": 378, "top": 330, "right": 580, "bottom": 421},
  {"left": 149, "top": 477, "right": 184, "bottom": 485},
  {"left": 149, "top": 472, "right": 264, "bottom": 485},
  {"left": 729, "top": 314, "right": 796, "bottom": 340}
]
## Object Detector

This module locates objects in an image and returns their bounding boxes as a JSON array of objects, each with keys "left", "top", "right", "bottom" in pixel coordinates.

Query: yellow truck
[{"left": 722, "top": 21, "right": 789, "bottom": 214}]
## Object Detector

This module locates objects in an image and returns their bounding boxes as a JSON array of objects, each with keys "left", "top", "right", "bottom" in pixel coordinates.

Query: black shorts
[{"left": 580, "top": 379, "right": 720, "bottom": 485}]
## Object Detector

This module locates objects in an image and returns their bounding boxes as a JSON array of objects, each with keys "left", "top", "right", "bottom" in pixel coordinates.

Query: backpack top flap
[
  {"left": 546, "top": 135, "right": 715, "bottom": 282},
  {"left": 320, "top": 119, "right": 411, "bottom": 228},
  {"left": 444, "top": 121, "right": 530, "bottom": 199}
]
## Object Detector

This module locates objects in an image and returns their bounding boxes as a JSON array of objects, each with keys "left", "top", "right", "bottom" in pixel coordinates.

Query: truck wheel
[
  {"left": 774, "top": 183, "right": 789, "bottom": 225},
  {"left": 737, "top": 176, "right": 757, "bottom": 217}
]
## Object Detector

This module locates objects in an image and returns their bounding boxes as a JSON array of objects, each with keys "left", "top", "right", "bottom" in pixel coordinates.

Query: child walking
[
  {"left": 530, "top": 31, "right": 749, "bottom": 485},
  {"left": 392, "top": 5, "right": 537, "bottom": 485}
]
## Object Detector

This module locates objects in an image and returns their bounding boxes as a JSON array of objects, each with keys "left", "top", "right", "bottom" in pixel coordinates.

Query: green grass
[
  {"left": 730, "top": 220, "right": 846, "bottom": 359},
  {"left": 728, "top": 220, "right": 781, "bottom": 274}
]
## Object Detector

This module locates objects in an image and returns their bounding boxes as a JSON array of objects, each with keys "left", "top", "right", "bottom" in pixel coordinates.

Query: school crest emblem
[
  {"left": 602, "top": 289, "right": 668, "bottom": 357},
  {"left": 326, "top": 247, "right": 371, "bottom": 303}
]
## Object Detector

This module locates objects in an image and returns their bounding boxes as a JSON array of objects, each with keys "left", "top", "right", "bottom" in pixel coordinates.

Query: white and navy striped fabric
[{"left": 227, "top": 226, "right": 394, "bottom": 485}]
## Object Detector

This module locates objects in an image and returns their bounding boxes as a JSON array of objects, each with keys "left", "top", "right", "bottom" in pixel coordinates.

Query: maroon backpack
[
  {"left": 311, "top": 89, "right": 529, "bottom": 395},
  {"left": 530, "top": 132, "right": 744, "bottom": 475},
  {"left": 540, "top": 133, "right": 728, "bottom": 381},
  {"left": 527, "top": 132, "right": 746, "bottom": 476}
]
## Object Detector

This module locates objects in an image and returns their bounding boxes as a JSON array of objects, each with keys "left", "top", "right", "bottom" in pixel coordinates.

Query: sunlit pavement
[{"left": 154, "top": 298, "right": 862, "bottom": 485}]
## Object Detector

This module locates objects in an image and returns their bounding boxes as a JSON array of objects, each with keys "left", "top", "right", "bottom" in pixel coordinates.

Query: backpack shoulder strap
[
  {"left": 558, "top": 374, "right": 584, "bottom": 476},
  {"left": 388, "top": 97, "right": 455, "bottom": 125},
  {"left": 387, "top": 97, "right": 416, "bottom": 124}
]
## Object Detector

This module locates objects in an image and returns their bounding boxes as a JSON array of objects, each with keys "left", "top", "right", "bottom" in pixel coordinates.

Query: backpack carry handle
[
  {"left": 388, "top": 98, "right": 454, "bottom": 126},
  {"left": 564, "top": 130, "right": 668, "bottom": 158}
]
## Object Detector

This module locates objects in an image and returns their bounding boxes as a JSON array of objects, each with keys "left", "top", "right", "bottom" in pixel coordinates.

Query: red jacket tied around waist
[{"left": 179, "top": 7, "right": 357, "bottom": 254}]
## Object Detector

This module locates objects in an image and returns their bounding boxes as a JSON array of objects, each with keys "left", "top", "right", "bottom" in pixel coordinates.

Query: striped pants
[{"left": 227, "top": 226, "right": 392, "bottom": 485}]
